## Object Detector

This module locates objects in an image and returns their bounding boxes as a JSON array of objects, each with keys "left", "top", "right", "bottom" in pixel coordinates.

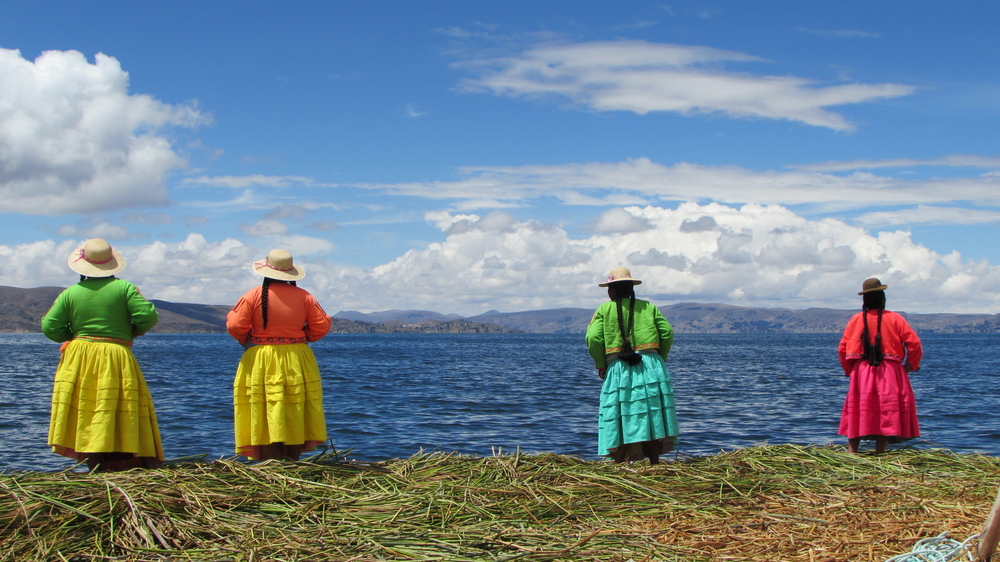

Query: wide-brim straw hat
[
  {"left": 599, "top": 266, "right": 642, "bottom": 287},
  {"left": 859, "top": 277, "right": 888, "bottom": 295},
  {"left": 68, "top": 238, "right": 126, "bottom": 277},
  {"left": 252, "top": 249, "right": 305, "bottom": 281}
]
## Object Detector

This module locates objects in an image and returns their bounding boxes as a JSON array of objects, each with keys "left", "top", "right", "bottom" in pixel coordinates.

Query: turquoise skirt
[{"left": 597, "top": 351, "right": 679, "bottom": 458}]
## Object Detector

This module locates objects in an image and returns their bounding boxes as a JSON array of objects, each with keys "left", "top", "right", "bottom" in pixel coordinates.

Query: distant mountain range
[
  {"left": 3, "top": 285, "right": 999, "bottom": 335},
  {"left": 342, "top": 304, "right": 1000, "bottom": 334}
]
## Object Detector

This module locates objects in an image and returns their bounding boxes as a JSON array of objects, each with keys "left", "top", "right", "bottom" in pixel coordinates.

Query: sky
[{"left": 1, "top": 1, "right": 999, "bottom": 316}]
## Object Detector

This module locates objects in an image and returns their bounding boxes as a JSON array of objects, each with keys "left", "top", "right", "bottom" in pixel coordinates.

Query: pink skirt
[{"left": 838, "top": 359, "right": 919, "bottom": 440}]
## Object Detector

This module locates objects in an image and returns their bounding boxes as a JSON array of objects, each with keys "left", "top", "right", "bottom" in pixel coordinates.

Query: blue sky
[{"left": 1, "top": 1, "right": 999, "bottom": 315}]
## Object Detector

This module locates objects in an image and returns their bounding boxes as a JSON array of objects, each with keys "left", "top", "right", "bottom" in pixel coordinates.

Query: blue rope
[{"left": 883, "top": 532, "right": 978, "bottom": 562}]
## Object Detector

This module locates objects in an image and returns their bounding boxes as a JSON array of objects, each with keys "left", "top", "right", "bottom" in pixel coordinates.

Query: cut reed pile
[{"left": 1, "top": 444, "right": 998, "bottom": 561}]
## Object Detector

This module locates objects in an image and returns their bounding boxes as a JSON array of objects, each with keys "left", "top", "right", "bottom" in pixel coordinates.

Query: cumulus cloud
[
  {"left": 455, "top": 40, "right": 914, "bottom": 130},
  {"left": 358, "top": 158, "right": 1000, "bottom": 215},
  {"left": 590, "top": 207, "right": 654, "bottom": 233},
  {"left": 0, "top": 48, "right": 208, "bottom": 215},
  {"left": 679, "top": 215, "right": 718, "bottom": 232},
  {"left": 5, "top": 203, "right": 1000, "bottom": 314},
  {"left": 628, "top": 248, "right": 689, "bottom": 270},
  {"left": 314, "top": 203, "right": 1000, "bottom": 315}
]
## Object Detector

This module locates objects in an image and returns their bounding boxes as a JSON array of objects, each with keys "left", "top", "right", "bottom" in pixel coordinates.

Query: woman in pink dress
[{"left": 838, "top": 278, "right": 923, "bottom": 454}]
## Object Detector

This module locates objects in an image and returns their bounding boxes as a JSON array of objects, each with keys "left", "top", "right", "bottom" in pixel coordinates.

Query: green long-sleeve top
[
  {"left": 41, "top": 277, "right": 159, "bottom": 343},
  {"left": 585, "top": 298, "right": 673, "bottom": 369}
]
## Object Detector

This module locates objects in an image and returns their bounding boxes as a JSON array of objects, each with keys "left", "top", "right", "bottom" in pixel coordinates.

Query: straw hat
[
  {"left": 67, "top": 239, "right": 126, "bottom": 277},
  {"left": 252, "top": 249, "right": 305, "bottom": 281},
  {"left": 598, "top": 266, "right": 642, "bottom": 287},
  {"left": 858, "top": 277, "right": 888, "bottom": 295}
]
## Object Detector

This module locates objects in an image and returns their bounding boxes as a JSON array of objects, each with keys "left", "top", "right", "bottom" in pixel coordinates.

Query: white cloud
[
  {"left": 855, "top": 205, "right": 1000, "bottom": 227},
  {"left": 54, "top": 222, "right": 136, "bottom": 240},
  {"left": 310, "top": 203, "right": 1000, "bottom": 315},
  {"left": 793, "top": 154, "right": 1000, "bottom": 172},
  {"left": 120, "top": 212, "right": 173, "bottom": 225},
  {"left": 0, "top": 49, "right": 208, "bottom": 215},
  {"left": 309, "top": 220, "right": 340, "bottom": 232},
  {"left": 5, "top": 203, "right": 1000, "bottom": 315},
  {"left": 264, "top": 205, "right": 309, "bottom": 221},
  {"left": 456, "top": 40, "right": 914, "bottom": 130},
  {"left": 236, "top": 219, "right": 335, "bottom": 255},
  {"left": 181, "top": 175, "right": 317, "bottom": 188},
  {"left": 0, "top": 239, "right": 81, "bottom": 287},
  {"left": 268, "top": 234, "right": 335, "bottom": 256},
  {"left": 239, "top": 219, "right": 289, "bottom": 236},
  {"left": 358, "top": 158, "right": 1000, "bottom": 214},
  {"left": 798, "top": 28, "right": 881, "bottom": 39},
  {"left": 590, "top": 207, "right": 654, "bottom": 233}
]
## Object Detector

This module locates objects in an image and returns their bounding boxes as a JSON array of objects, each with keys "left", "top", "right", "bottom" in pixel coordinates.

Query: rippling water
[{"left": 1, "top": 332, "right": 998, "bottom": 472}]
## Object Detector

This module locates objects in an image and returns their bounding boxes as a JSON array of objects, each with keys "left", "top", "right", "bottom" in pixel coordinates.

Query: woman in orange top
[
  {"left": 838, "top": 278, "right": 922, "bottom": 454},
  {"left": 226, "top": 249, "right": 332, "bottom": 460}
]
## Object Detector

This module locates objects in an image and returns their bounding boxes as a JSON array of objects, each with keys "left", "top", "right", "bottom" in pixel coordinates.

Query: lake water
[{"left": 1, "top": 332, "right": 998, "bottom": 472}]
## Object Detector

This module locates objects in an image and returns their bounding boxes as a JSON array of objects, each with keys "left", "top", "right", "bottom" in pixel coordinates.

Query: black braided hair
[
  {"left": 261, "top": 277, "right": 271, "bottom": 329},
  {"left": 612, "top": 282, "right": 642, "bottom": 366},
  {"left": 261, "top": 278, "right": 297, "bottom": 329},
  {"left": 860, "top": 291, "right": 885, "bottom": 367}
]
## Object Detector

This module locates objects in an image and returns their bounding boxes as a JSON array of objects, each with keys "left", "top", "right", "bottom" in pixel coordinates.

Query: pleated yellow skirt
[
  {"left": 233, "top": 343, "right": 327, "bottom": 459},
  {"left": 48, "top": 339, "right": 164, "bottom": 461}
]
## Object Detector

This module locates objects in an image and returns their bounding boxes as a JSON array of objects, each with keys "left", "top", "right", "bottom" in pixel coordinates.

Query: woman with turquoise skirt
[{"left": 586, "top": 267, "right": 678, "bottom": 464}]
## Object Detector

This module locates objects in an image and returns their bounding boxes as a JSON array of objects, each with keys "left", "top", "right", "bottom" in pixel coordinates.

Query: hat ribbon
[
  {"left": 260, "top": 259, "right": 294, "bottom": 272},
  {"left": 73, "top": 248, "right": 114, "bottom": 265}
]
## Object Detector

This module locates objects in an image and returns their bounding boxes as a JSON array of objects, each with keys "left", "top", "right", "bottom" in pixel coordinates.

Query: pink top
[
  {"left": 838, "top": 310, "right": 922, "bottom": 373},
  {"left": 226, "top": 283, "right": 332, "bottom": 346}
]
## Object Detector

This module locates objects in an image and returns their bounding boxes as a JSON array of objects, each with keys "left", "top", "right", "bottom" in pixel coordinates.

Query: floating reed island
[{"left": 2, "top": 444, "right": 998, "bottom": 561}]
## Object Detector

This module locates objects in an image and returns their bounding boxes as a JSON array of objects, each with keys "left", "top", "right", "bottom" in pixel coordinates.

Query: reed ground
[{"left": 1, "top": 444, "right": 997, "bottom": 561}]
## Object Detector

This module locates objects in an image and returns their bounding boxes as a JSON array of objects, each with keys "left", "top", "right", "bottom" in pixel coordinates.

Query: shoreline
[{"left": 3, "top": 444, "right": 997, "bottom": 561}]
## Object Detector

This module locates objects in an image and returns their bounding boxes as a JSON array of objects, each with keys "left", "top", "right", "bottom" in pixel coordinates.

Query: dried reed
[{"left": 1, "top": 444, "right": 997, "bottom": 561}]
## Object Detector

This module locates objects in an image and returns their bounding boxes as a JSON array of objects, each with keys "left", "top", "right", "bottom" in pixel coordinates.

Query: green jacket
[
  {"left": 585, "top": 298, "right": 673, "bottom": 369},
  {"left": 41, "top": 277, "right": 158, "bottom": 343}
]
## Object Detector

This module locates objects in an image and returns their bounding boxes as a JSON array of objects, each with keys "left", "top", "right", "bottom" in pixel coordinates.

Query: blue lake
[{"left": 1, "top": 332, "right": 998, "bottom": 472}]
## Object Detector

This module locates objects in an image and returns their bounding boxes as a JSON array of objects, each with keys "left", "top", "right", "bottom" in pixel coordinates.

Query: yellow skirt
[
  {"left": 48, "top": 340, "right": 164, "bottom": 461},
  {"left": 233, "top": 343, "right": 327, "bottom": 458}
]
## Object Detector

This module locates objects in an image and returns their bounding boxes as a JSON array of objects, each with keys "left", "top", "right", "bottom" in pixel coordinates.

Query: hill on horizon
[{"left": 2, "top": 286, "right": 999, "bottom": 334}]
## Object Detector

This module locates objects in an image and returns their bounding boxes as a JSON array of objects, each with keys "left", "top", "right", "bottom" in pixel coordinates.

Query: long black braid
[
  {"left": 613, "top": 283, "right": 642, "bottom": 366},
  {"left": 860, "top": 291, "right": 885, "bottom": 367},
  {"left": 260, "top": 277, "right": 297, "bottom": 330}
]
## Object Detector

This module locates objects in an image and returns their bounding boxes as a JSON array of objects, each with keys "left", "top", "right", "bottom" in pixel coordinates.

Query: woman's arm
[
  {"left": 226, "top": 294, "right": 255, "bottom": 346},
  {"left": 585, "top": 306, "right": 607, "bottom": 369},
  {"left": 653, "top": 306, "right": 673, "bottom": 360},
  {"left": 41, "top": 292, "right": 74, "bottom": 343},
  {"left": 899, "top": 317, "right": 922, "bottom": 372},
  {"left": 303, "top": 293, "right": 332, "bottom": 342},
  {"left": 125, "top": 282, "right": 158, "bottom": 336}
]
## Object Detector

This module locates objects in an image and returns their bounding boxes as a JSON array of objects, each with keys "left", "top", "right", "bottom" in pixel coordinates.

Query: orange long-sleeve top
[
  {"left": 226, "top": 283, "right": 332, "bottom": 346},
  {"left": 838, "top": 310, "right": 922, "bottom": 373}
]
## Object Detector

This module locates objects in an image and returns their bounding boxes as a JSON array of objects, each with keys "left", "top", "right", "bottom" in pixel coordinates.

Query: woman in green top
[
  {"left": 41, "top": 239, "right": 163, "bottom": 472},
  {"left": 586, "top": 267, "right": 678, "bottom": 464}
]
